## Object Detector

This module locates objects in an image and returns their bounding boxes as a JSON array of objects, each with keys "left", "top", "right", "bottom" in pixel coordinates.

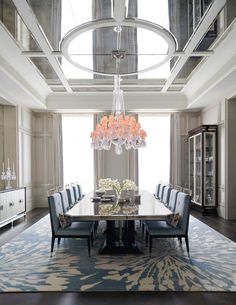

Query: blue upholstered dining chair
[
  {"left": 59, "top": 190, "right": 70, "bottom": 212},
  {"left": 76, "top": 183, "right": 85, "bottom": 200},
  {"left": 157, "top": 184, "right": 165, "bottom": 201},
  {"left": 48, "top": 193, "right": 94, "bottom": 256},
  {"left": 141, "top": 185, "right": 170, "bottom": 235},
  {"left": 145, "top": 192, "right": 191, "bottom": 256},
  {"left": 168, "top": 189, "right": 179, "bottom": 211},
  {"left": 154, "top": 183, "right": 161, "bottom": 199},
  {"left": 66, "top": 186, "right": 76, "bottom": 207},
  {"left": 162, "top": 186, "right": 171, "bottom": 206},
  {"left": 72, "top": 184, "right": 80, "bottom": 202}
]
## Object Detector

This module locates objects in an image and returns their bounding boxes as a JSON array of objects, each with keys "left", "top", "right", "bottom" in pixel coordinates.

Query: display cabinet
[{"left": 188, "top": 125, "right": 217, "bottom": 214}]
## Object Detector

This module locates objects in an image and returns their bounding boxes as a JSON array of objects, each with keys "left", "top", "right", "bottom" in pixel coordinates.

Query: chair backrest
[
  {"left": 75, "top": 183, "right": 84, "bottom": 199},
  {"left": 162, "top": 186, "right": 171, "bottom": 205},
  {"left": 168, "top": 189, "right": 179, "bottom": 211},
  {"left": 59, "top": 190, "right": 70, "bottom": 212},
  {"left": 175, "top": 192, "right": 191, "bottom": 233},
  {"left": 158, "top": 184, "right": 165, "bottom": 201},
  {"left": 72, "top": 185, "right": 80, "bottom": 201},
  {"left": 154, "top": 183, "right": 161, "bottom": 198},
  {"left": 48, "top": 193, "right": 64, "bottom": 235},
  {"left": 66, "top": 186, "right": 76, "bottom": 207}
]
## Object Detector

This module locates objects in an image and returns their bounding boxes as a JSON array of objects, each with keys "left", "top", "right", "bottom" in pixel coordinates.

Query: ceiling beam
[
  {"left": 162, "top": 0, "right": 226, "bottom": 92},
  {"left": 12, "top": 0, "right": 72, "bottom": 93},
  {"left": 46, "top": 92, "right": 187, "bottom": 112}
]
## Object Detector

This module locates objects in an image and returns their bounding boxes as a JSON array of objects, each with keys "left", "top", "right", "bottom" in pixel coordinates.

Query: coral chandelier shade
[{"left": 90, "top": 76, "right": 147, "bottom": 155}]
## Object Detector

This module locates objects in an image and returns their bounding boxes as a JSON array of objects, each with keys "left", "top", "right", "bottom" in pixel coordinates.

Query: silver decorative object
[{"left": 1, "top": 159, "right": 16, "bottom": 189}]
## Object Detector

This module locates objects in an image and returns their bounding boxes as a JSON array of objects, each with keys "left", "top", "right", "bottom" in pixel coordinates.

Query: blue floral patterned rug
[{"left": 0, "top": 215, "right": 236, "bottom": 292}]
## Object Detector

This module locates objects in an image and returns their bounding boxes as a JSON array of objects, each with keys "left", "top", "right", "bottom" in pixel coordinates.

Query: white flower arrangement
[{"left": 98, "top": 178, "right": 137, "bottom": 196}]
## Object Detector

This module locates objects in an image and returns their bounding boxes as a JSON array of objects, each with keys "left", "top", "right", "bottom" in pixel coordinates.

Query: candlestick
[{"left": 1, "top": 158, "right": 16, "bottom": 189}]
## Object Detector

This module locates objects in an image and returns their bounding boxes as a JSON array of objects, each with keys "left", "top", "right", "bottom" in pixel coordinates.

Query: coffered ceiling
[{"left": 0, "top": 0, "right": 235, "bottom": 112}]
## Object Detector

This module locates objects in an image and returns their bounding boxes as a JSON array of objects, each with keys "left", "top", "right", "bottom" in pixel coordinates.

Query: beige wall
[
  {"left": 201, "top": 101, "right": 226, "bottom": 218},
  {"left": 32, "top": 112, "right": 55, "bottom": 207},
  {"left": 0, "top": 105, "right": 17, "bottom": 190},
  {"left": 0, "top": 108, "right": 59, "bottom": 209},
  {"left": 17, "top": 106, "right": 33, "bottom": 212},
  {"left": 225, "top": 98, "right": 236, "bottom": 219},
  {"left": 0, "top": 106, "right": 4, "bottom": 189},
  {"left": 179, "top": 112, "right": 201, "bottom": 187}
]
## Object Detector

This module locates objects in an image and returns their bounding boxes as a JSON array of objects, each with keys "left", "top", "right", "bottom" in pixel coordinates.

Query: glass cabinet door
[
  {"left": 204, "top": 132, "right": 216, "bottom": 206},
  {"left": 189, "top": 136, "right": 194, "bottom": 200},
  {"left": 195, "top": 134, "right": 202, "bottom": 205}
]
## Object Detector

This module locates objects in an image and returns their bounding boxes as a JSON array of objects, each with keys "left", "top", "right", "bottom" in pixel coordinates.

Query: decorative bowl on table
[
  {"left": 102, "top": 194, "right": 115, "bottom": 200},
  {"left": 95, "top": 190, "right": 106, "bottom": 197}
]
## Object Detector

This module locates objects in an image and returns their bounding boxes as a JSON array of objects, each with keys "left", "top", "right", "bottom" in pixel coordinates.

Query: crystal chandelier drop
[
  {"left": 90, "top": 75, "right": 147, "bottom": 155},
  {"left": 90, "top": 5, "right": 147, "bottom": 155}
]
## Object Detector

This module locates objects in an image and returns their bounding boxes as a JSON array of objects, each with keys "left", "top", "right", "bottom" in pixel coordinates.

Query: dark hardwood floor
[
  {"left": 191, "top": 209, "right": 236, "bottom": 242},
  {"left": 0, "top": 208, "right": 236, "bottom": 305},
  {"left": 0, "top": 208, "right": 48, "bottom": 247}
]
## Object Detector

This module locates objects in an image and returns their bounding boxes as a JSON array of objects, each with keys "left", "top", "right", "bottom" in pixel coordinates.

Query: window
[
  {"left": 138, "top": 114, "right": 170, "bottom": 192},
  {"left": 62, "top": 114, "right": 94, "bottom": 192}
]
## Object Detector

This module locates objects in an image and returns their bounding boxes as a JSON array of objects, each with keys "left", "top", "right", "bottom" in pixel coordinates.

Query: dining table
[{"left": 66, "top": 190, "right": 172, "bottom": 254}]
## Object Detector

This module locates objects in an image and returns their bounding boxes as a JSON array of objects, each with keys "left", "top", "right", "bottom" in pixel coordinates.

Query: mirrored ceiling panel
[
  {"left": 0, "top": 0, "right": 41, "bottom": 51},
  {"left": 1, "top": 0, "right": 230, "bottom": 93},
  {"left": 29, "top": 57, "right": 62, "bottom": 83},
  {"left": 167, "top": 86, "right": 184, "bottom": 92},
  {"left": 26, "top": 0, "right": 214, "bottom": 53},
  {"left": 195, "top": 15, "right": 219, "bottom": 51},
  {"left": 173, "top": 56, "right": 204, "bottom": 84},
  {"left": 50, "top": 86, "right": 67, "bottom": 92}
]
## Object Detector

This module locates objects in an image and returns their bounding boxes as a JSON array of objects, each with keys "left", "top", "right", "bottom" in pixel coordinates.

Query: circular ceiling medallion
[{"left": 60, "top": 18, "right": 177, "bottom": 76}]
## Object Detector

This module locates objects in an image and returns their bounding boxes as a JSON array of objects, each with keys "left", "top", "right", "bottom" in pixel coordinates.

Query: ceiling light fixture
[
  {"left": 90, "top": 74, "right": 147, "bottom": 155},
  {"left": 90, "top": 19, "right": 146, "bottom": 155},
  {"left": 60, "top": 0, "right": 177, "bottom": 154}
]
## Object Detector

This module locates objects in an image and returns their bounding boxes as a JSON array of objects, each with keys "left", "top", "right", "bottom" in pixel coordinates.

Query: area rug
[{"left": 0, "top": 215, "right": 236, "bottom": 292}]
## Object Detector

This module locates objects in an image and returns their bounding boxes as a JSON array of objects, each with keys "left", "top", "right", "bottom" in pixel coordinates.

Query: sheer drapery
[
  {"left": 62, "top": 114, "right": 94, "bottom": 192},
  {"left": 138, "top": 114, "right": 170, "bottom": 192},
  {"left": 52, "top": 113, "right": 64, "bottom": 190},
  {"left": 169, "top": 113, "right": 181, "bottom": 187},
  {"left": 93, "top": 113, "right": 105, "bottom": 189}
]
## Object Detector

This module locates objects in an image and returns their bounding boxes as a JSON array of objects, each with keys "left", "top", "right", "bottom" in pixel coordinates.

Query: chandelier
[
  {"left": 90, "top": 75, "right": 147, "bottom": 155},
  {"left": 90, "top": 14, "right": 147, "bottom": 155},
  {"left": 60, "top": 0, "right": 177, "bottom": 154}
]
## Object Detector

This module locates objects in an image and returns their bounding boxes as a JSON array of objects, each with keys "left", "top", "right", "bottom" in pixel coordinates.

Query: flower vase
[{"left": 114, "top": 189, "right": 121, "bottom": 207}]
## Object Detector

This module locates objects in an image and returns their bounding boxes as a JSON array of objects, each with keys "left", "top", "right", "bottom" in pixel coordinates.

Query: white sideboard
[{"left": 0, "top": 187, "right": 26, "bottom": 228}]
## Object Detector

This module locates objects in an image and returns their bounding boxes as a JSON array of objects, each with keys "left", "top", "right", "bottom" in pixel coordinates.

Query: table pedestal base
[
  {"left": 99, "top": 241, "right": 142, "bottom": 254},
  {"left": 99, "top": 220, "right": 143, "bottom": 254}
]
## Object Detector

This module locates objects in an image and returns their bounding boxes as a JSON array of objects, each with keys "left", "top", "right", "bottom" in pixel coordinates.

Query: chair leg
[
  {"left": 94, "top": 221, "right": 98, "bottom": 235},
  {"left": 87, "top": 236, "right": 91, "bottom": 257},
  {"left": 51, "top": 236, "right": 55, "bottom": 253},
  {"left": 57, "top": 237, "right": 61, "bottom": 245},
  {"left": 145, "top": 229, "right": 149, "bottom": 247},
  {"left": 149, "top": 237, "right": 152, "bottom": 257},
  {"left": 185, "top": 235, "right": 189, "bottom": 253},
  {"left": 142, "top": 222, "right": 145, "bottom": 237},
  {"left": 178, "top": 237, "right": 182, "bottom": 244}
]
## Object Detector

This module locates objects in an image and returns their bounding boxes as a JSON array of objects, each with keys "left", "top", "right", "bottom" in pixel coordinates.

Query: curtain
[
  {"left": 93, "top": 113, "right": 138, "bottom": 189},
  {"left": 170, "top": 113, "right": 181, "bottom": 187},
  {"left": 52, "top": 113, "right": 63, "bottom": 190}
]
